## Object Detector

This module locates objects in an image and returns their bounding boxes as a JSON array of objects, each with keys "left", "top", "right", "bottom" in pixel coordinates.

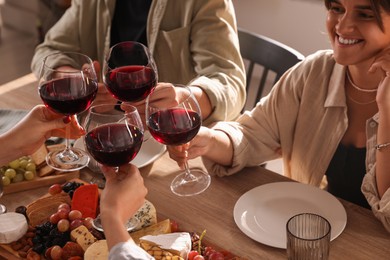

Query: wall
[{"left": 233, "top": 0, "right": 331, "bottom": 56}]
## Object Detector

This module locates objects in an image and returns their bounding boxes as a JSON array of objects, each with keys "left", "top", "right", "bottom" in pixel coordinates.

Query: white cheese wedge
[
  {"left": 0, "top": 212, "right": 28, "bottom": 244},
  {"left": 140, "top": 232, "right": 191, "bottom": 259}
]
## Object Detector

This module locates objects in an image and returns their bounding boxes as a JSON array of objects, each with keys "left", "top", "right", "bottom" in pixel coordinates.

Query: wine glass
[
  {"left": 103, "top": 41, "right": 158, "bottom": 102},
  {"left": 146, "top": 84, "right": 211, "bottom": 196},
  {"left": 0, "top": 178, "right": 6, "bottom": 214},
  {"left": 84, "top": 103, "right": 144, "bottom": 231},
  {"left": 38, "top": 52, "right": 98, "bottom": 171}
]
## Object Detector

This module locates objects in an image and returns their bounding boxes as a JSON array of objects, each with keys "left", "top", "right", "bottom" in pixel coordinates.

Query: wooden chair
[{"left": 238, "top": 28, "right": 305, "bottom": 112}]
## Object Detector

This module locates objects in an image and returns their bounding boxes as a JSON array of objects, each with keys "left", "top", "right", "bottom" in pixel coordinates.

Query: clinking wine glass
[
  {"left": 103, "top": 41, "right": 158, "bottom": 102},
  {"left": 0, "top": 177, "right": 6, "bottom": 214},
  {"left": 103, "top": 41, "right": 157, "bottom": 141},
  {"left": 146, "top": 84, "right": 211, "bottom": 196},
  {"left": 83, "top": 103, "right": 144, "bottom": 231},
  {"left": 38, "top": 52, "right": 98, "bottom": 171}
]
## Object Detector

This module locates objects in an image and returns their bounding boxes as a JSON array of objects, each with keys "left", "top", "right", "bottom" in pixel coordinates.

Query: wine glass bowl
[
  {"left": 103, "top": 41, "right": 158, "bottom": 102},
  {"left": 38, "top": 52, "right": 98, "bottom": 171},
  {"left": 146, "top": 84, "right": 211, "bottom": 196},
  {"left": 84, "top": 104, "right": 144, "bottom": 168}
]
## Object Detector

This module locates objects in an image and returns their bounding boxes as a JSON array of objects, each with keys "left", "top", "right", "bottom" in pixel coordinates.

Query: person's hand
[
  {"left": 369, "top": 48, "right": 390, "bottom": 110},
  {"left": 99, "top": 164, "right": 147, "bottom": 225},
  {"left": 167, "top": 127, "right": 213, "bottom": 169},
  {"left": 8, "top": 105, "right": 84, "bottom": 156}
]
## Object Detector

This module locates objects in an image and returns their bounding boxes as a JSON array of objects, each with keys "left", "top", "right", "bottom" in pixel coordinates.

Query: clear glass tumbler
[{"left": 286, "top": 213, "right": 331, "bottom": 260}]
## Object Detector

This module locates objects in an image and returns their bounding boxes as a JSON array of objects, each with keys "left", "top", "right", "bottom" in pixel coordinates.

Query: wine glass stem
[{"left": 183, "top": 161, "right": 197, "bottom": 182}]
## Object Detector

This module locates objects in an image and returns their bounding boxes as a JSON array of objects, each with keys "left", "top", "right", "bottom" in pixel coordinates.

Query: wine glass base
[
  {"left": 46, "top": 147, "right": 90, "bottom": 172},
  {"left": 92, "top": 214, "right": 140, "bottom": 232},
  {"left": 0, "top": 204, "right": 7, "bottom": 214},
  {"left": 170, "top": 169, "right": 211, "bottom": 196}
]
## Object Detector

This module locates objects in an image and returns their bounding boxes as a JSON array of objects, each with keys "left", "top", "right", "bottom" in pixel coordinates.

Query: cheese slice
[
  {"left": 133, "top": 199, "right": 157, "bottom": 231},
  {"left": 70, "top": 225, "right": 97, "bottom": 251},
  {"left": 0, "top": 212, "right": 28, "bottom": 244},
  {"left": 84, "top": 240, "right": 109, "bottom": 260},
  {"left": 140, "top": 232, "right": 191, "bottom": 259}
]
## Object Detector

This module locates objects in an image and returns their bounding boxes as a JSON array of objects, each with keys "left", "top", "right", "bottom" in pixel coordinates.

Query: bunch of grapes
[
  {"left": 32, "top": 221, "right": 70, "bottom": 254},
  {"left": 0, "top": 156, "right": 37, "bottom": 185},
  {"left": 189, "top": 231, "right": 235, "bottom": 260}
]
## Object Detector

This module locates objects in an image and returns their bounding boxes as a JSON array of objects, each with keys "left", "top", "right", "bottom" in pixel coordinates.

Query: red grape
[
  {"left": 57, "top": 208, "right": 69, "bottom": 219},
  {"left": 49, "top": 184, "right": 62, "bottom": 195},
  {"left": 193, "top": 256, "right": 205, "bottom": 260},
  {"left": 170, "top": 219, "right": 179, "bottom": 232},
  {"left": 70, "top": 219, "right": 84, "bottom": 230},
  {"left": 188, "top": 251, "right": 199, "bottom": 260},
  {"left": 49, "top": 212, "right": 61, "bottom": 224},
  {"left": 68, "top": 210, "right": 82, "bottom": 221},
  {"left": 208, "top": 252, "right": 225, "bottom": 260},
  {"left": 58, "top": 203, "right": 71, "bottom": 211},
  {"left": 57, "top": 219, "right": 70, "bottom": 232},
  {"left": 50, "top": 245, "right": 63, "bottom": 260}
]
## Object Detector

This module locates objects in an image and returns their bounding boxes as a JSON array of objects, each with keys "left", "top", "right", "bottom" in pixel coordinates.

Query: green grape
[
  {"left": 2, "top": 176, "right": 11, "bottom": 186},
  {"left": 4, "top": 168, "right": 16, "bottom": 179},
  {"left": 24, "top": 170, "right": 35, "bottom": 181},
  {"left": 8, "top": 159, "right": 20, "bottom": 169},
  {"left": 25, "top": 162, "right": 36, "bottom": 172},
  {"left": 19, "top": 159, "right": 29, "bottom": 169},
  {"left": 12, "top": 173, "right": 24, "bottom": 183}
]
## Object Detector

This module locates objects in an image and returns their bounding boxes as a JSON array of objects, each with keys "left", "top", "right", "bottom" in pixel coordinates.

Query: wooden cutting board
[{"left": 3, "top": 170, "right": 79, "bottom": 194}]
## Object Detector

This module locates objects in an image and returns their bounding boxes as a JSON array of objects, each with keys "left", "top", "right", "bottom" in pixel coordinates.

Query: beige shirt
[
  {"left": 31, "top": 0, "right": 246, "bottom": 126},
  {"left": 203, "top": 50, "right": 390, "bottom": 232}
]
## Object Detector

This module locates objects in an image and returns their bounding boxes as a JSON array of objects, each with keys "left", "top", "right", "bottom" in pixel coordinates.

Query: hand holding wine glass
[
  {"left": 83, "top": 103, "right": 144, "bottom": 231},
  {"left": 38, "top": 52, "right": 98, "bottom": 171},
  {"left": 146, "top": 84, "right": 211, "bottom": 196}
]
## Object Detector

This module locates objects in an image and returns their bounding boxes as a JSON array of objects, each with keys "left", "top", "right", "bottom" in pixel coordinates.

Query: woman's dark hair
[{"left": 324, "top": 0, "right": 390, "bottom": 31}]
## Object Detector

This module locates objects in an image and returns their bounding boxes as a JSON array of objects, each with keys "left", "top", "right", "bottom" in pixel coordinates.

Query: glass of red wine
[
  {"left": 38, "top": 52, "right": 98, "bottom": 171},
  {"left": 146, "top": 84, "right": 211, "bottom": 196},
  {"left": 103, "top": 41, "right": 158, "bottom": 102},
  {"left": 83, "top": 103, "right": 144, "bottom": 231}
]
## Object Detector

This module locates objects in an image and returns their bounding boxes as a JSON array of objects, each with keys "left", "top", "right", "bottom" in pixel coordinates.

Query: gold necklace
[
  {"left": 346, "top": 93, "right": 376, "bottom": 105},
  {"left": 346, "top": 70, "right": 378, "bottom": 93}
]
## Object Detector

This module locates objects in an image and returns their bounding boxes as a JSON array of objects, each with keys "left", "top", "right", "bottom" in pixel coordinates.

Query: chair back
[{"left": 238, "top": 28, "right": 305, "bottom": 112}]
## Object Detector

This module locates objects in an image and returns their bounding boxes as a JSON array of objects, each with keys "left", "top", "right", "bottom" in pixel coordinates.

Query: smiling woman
[{"left": 166, "top": 0, "right": 390, "bottom": 234}]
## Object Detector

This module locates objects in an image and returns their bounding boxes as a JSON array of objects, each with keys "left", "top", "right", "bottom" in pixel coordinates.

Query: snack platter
[{"left": 0, "top": 178, "right": 246, "bottom": 260}]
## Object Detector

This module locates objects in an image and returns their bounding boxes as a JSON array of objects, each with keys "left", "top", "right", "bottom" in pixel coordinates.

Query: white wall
[{"left": 233, "top": 0, "right": 331, "bottom": 56}]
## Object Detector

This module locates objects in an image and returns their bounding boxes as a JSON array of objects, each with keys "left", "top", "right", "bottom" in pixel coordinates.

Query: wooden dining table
[{"left": 1, "top": 73, "right": 390, "bottom": 259}]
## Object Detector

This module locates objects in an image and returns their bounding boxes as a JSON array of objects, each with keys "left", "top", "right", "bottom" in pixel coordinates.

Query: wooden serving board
[{"left": 3, "top": 170, "right": 79, "bottom": 194}]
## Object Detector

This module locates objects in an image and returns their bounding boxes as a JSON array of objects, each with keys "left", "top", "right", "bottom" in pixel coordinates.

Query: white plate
[
  {"left": 73, "top": 132, "right": 166, "bottom": 169},
  {"left": 233, "top": 182, "right": 347, "bottom": 249}
]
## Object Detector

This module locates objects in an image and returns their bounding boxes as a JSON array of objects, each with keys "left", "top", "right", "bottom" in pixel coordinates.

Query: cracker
[
  {"left": 30, "top": 144, "right": 48, "bottom": 169},
  {"left": 38, "top": 164, "right": 56, "bottom": 177}
]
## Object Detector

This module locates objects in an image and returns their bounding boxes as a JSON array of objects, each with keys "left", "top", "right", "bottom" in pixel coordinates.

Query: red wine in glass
[
  {"left": 147, "top": 109, "right": 201, "bottom": 145},
  {"left": 38, "top": 51, "right": 99, "bottom": 172},
  {"left": 39, "top": 77, "right": 98, "bottom": 115},
  {"left": 105, "top": 65, "right": 157, "bottom": 102},
  {"left": 85, "top": 123, "right": 143, "bottom": 167},
  {"left": 146, "top": 84, "right": 211, "bottom": 196},
  {"left": 103, "top": 41, "right": 158, "bottom": 102}
]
